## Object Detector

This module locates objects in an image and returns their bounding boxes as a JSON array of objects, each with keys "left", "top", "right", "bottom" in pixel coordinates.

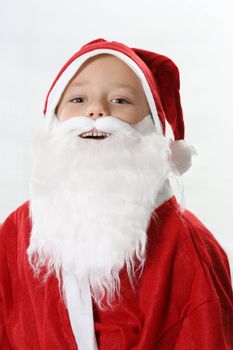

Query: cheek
[
  {"left": 113, "top": 114, "right": 139, "bottom": 124},
  {"left": 57, "top": 103, "right": 85, "bottom": 119},
  {"left": 115, "top": 108, "right": 143, "bottom": 123}
]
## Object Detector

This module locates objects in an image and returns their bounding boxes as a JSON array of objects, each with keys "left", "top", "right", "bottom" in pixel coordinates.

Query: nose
[
  {"left": 87, "top": 100, "right": 109, "bottom": 120},
  {"left": 89, "top": 112, "right": 104, "bottom": 120}
]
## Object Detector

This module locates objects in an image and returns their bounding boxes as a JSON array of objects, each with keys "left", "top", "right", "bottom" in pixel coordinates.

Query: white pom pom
[{"left": 169, "top": 139, "right": 197, "bottom": 175}]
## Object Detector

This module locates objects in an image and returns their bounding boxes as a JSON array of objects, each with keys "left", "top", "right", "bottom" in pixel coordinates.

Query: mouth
[{"left": 79, "top": 130, "right": 111, "bottom": 140}]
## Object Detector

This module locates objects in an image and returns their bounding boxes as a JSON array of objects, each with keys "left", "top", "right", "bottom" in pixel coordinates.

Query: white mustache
[{"left": 53, "top": 115, "right": 150, "bottom": 140}]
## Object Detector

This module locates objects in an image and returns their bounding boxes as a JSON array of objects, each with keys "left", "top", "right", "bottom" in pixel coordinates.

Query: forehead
[
  {"left": 68, "top": 54, "right": 143, "bottom": 90},
  {"left": 76, "top": 54, "right": 136, "bottom": 74}
]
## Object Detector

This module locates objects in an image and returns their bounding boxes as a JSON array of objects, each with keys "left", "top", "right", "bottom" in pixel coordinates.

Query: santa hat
[{"left": 43, "top": 38, "right": 196, "bottom": 174}]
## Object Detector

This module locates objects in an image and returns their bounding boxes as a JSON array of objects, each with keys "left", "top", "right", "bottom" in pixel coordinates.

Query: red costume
[
  {"left": 1, "top": 39, "right": 233, "bottom": 349},
  {"left": 0, "top": 196, "right": 233, "bottom": 349}
]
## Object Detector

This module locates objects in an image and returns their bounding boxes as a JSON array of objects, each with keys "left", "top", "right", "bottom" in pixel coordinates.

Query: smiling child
[{"left": 0, "top": 38, "right": 232, "bottom": 350}]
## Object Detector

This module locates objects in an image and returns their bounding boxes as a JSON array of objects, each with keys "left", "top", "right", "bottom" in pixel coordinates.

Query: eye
[
  {"left": 112, "top": 98, "right": 129, "bottom": 104},
  {"left": 70, "top": 96, "right": 86, "bottom": 103}
]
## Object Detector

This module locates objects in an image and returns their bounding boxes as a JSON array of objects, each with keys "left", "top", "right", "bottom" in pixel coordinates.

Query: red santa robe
[{"left": 0, "top": 195, "right": 233, "bottom": 349}]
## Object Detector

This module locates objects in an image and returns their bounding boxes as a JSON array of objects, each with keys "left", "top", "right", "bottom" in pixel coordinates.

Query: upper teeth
[{"left": 80, "top": 131, "right": 111, "bottom": 138}]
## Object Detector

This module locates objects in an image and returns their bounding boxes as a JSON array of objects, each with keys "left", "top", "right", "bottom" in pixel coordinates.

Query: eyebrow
[
  {"left": 70, "top": 81, "right": 137, "bottom": 92},
  {"left": 70, "top": 80, "right": 89, "bottom": 87}
]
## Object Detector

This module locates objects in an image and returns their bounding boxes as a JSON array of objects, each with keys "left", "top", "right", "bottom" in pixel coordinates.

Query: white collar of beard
[{"left": 27, "top": 115, "right": 172, "bottom": 308}]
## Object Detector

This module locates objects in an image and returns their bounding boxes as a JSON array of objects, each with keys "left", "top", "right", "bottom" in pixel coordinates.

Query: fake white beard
[{"left": 27, "top": 116, "right": 172, "bottom": 308}]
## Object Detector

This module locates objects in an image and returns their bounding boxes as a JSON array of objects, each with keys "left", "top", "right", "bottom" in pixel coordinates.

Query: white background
[{"left": 0, "top": 0, "right": 232, "bottom": 277}]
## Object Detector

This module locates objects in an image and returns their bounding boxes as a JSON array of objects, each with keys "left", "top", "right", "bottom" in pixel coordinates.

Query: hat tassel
[{"left": 169, "top": 139, "right": 197, "bottom": 175}]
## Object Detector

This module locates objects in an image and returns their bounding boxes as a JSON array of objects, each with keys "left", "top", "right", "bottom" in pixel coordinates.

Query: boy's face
[{"left": 56, "top": 54, "right": 151, "bottom": 124}]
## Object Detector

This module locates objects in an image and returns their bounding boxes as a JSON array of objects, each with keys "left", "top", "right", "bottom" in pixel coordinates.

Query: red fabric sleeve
[
  {"left": 182, "top": 209, "right": 233, "bottom": 312},
  {"left": 153, "top": 300, "right": 233, "bottom": 349},
  {"left": 177, "top": 209, "right": 233, "bottom": 349},
  {"left": 0, "top": 216, "right": 15, "bottom": 349}
]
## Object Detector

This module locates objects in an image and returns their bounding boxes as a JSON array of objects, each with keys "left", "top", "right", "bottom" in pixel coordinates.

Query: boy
[{"left": 0, "top": 38, "right": 233, "bottom": 349}]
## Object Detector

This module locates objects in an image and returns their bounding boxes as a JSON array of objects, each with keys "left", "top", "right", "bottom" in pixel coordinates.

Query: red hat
[{"left": 43, "top": 38, "right": 185, "bottom": 141}]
